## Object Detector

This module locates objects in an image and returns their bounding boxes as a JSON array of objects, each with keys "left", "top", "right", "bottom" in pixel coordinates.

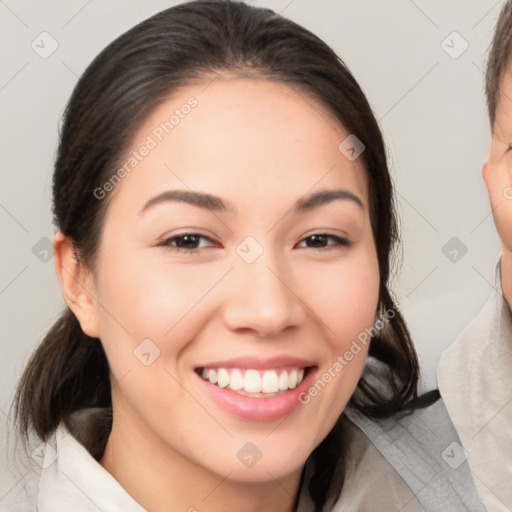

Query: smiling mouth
[{"left": 195, "top": 366, "right": 313, "bottom": 398}]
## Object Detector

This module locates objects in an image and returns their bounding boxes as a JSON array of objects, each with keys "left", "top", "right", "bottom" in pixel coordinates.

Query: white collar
[{"left": 37, "top": 423, "right": 145, "bottom": 511}]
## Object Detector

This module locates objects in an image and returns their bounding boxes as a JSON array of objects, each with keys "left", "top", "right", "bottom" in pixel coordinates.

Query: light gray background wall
[{"left": 0, "top": 0, "right": 502, "bottom": 495}]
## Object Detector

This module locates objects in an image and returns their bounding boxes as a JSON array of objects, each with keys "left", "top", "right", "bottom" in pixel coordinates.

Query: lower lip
[{"left": 195, "top": 368, "right": 317, "bottom": 422}]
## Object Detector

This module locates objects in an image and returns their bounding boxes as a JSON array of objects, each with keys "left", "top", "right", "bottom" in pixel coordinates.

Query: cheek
[
  {"left": 298, "top": 249, "right": 380, "bottom": 345},
  {"left": 97, "top": 246, "right": 211, "bottom": 326},
  {"left": 93, "top": 252, "right": 232, "bottom": 371},
  {"left": 293, "top": 254, "right": 379, "bottom": 452}
]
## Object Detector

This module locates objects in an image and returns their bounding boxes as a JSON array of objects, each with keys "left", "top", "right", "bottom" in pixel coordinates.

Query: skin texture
[
  {"left": 483, "top": 69, "right": 512, "bottom": 308},
  {"left": 54, "top": 77, "right": 380, "bottom": 512}
]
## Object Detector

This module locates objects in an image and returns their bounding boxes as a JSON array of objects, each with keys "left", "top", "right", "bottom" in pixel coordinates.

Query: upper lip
[{"left": 195, "top": 355, "right": 317, "bottom": 370}]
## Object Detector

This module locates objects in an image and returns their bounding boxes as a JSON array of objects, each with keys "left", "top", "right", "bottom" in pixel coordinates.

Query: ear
[
  {"left": 481, "top": 160, "right": 489, "bottom": 186},
  {"left": 53, "top": 231, "right": 100, "bottom": 338},
  {"left": 482, "top": 134, "right": 496, "bottom": 185}
]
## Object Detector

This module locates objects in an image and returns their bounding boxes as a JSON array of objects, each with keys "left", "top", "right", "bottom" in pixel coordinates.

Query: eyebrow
[{"left": 139, "top": 188, "right": 364, "bottom": 215}]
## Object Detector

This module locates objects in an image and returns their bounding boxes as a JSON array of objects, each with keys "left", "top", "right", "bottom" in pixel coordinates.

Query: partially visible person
[{"left": 437, "top": 2, "right": 512, "bottom": 510}]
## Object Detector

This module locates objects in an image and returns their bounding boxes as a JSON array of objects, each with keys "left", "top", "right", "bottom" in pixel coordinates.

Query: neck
[{"left": 99, "top": 404, "right": 304, "bottom": 512}]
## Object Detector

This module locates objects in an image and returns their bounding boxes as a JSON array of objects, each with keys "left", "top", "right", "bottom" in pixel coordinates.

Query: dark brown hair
[
  {"left": 486, "top": 0, "right": 512, "bottom": 127},
  {"left": 14, "top": 1, "right": 420, "bottom": 509}
]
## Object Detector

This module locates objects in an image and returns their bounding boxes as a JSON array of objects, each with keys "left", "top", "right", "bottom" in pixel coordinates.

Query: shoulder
[
  {"left": 437, "top": 259, "right": 512, "bottom": 406},
  {"left": 341, "top": 397, "right": 485, "bottom": 512},
  {"left": 2, "top": 408, "right": 144, "bottom": 512},
  {"left": 437, "top": 259, "right": 512, "bottom": 442},
  {"left": 436, "top": 261, "right": 512, "bottom": 510},
  {"left": 0, "top": 470, "right": 41, "bottom": 512}
]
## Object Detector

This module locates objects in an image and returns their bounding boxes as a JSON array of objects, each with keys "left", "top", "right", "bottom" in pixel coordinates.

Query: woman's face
[{"left": 88, "top": 77, "right": 380, "bottom": 482}]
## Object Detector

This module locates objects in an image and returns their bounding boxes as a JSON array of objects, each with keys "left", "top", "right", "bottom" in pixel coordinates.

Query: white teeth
[
  {"left": 217, "top": 368, "right": 229, "bottom": 388},
  {"left": 199, "top": 366, "right": 307, "bottom": 395},
  {"left": 208, "top": 368, "right": 218, "bottom": 384},
  {"left": 278, "top": 370, "right": 289, "bottom": 390},
  {"left": 288, "top": 369, "right": 298, "bottom": 389},
  {"left": 244, "top": 370, "right": 261, "bottom": 393},
  {"left": 230, "top": 369, "right": 244, "bottom": 391},
  {"left": 261, "top": 370, "right": 279, "bottom": 393}
]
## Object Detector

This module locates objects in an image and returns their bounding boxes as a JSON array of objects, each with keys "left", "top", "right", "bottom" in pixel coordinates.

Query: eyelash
[{"left": 157, "top": 233, "right": 351, "bottom": 254}]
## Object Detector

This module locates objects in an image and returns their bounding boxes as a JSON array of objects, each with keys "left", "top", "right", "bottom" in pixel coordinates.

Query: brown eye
[
  {"left": 158, "top": 234, "right": 217, "bottom": 253},
  {"left": 297, "top": 234, "right": 350, "bottom": 249}
]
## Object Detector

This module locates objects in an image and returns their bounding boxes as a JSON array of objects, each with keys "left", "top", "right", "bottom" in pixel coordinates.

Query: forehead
[{"left": 113, "top": 77, "right": 369, "bottom": 211}]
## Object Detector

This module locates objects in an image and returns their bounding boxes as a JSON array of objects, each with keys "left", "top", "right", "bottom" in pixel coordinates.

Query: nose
[{"left": 221, "top": 255, "right": 307, "bottom": 338}]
